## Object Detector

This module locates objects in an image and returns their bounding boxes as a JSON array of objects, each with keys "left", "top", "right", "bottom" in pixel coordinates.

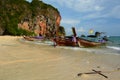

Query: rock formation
[
  {"left": 18, "top": 14, "right": 61, "bottom": 37},
  {"left": 0, "top": 0, "right": 61, "bottom": 37}
]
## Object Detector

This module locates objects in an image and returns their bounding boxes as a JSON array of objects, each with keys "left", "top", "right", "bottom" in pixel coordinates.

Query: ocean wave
[
  {"left": 19, "top": 38, "right": 120, "bottom": 55},
  {"left": 57, "top": 46, "right": 98, "bottom": 53},
  {"left": 58, "top": 46, "right": 120, "bottom": 55},
  {"left": 106, "top": 46, "right": 120, "bottom": 51}
]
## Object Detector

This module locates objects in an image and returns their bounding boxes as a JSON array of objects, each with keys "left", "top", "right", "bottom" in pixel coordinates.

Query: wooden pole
[
  {"left": 72, "top": 27, "right": 77, "bottom": 37},
  {"left": 92, "top": 69, "right": 108, "bottom": 78}
]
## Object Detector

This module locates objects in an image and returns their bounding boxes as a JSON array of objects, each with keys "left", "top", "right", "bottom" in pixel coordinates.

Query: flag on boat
[{"left": 89, "top": 29, "right": 94, "bottom": 34}]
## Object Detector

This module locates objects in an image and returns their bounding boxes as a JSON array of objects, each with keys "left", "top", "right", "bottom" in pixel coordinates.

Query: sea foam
[{"left": 107, "top": 46, "right": 120, "bottom": 51}]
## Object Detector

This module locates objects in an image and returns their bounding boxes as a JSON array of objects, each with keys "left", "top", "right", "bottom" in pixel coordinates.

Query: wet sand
[{"left": 0, "top": 36, "right": 120, "bottom": 80}]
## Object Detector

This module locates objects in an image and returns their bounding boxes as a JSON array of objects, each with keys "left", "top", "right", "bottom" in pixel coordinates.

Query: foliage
[
  {"left": 0, "top": 0, "right": 60, "bottom": 36},
  {"left": 58, "top": 26, "right": 66, "bottom": 36},
  {"left": 17, "top": 29, "right": 36, "bottom": 36}
]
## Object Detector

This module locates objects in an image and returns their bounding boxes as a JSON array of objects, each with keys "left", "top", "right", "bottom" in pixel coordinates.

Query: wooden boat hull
[
  {"left": 53, "top": 37, "right": 77, "bottom": 46},
  {"left": 54, "top": 40, "right": 76, "bottom": 46},
  {"left": 77, "top": 38, "right": 106, "bottom": 47},
  {"left": 53, "top": 37, "right": 106, "bottom": 47},
  {"left": 23, "top": 36, "right": 44, "bottom": 41}
]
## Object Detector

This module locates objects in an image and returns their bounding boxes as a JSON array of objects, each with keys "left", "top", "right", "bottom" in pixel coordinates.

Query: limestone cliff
[{"left": 0, "top": 0, "right": 61, "bottom": 37}]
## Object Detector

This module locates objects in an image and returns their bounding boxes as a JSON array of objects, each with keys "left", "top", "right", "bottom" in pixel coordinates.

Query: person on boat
[
  {"left": 72, "top": 36, "right": 77, "bottom": 45},
  {"left": 98, "top": 36, "right": 108, "bottom": 43},
  {"left": 53, "top": 37, "right": 57, "bottom": 47},
  {"left": 103, "top": 36, "right": 108, "bottom": 41}
]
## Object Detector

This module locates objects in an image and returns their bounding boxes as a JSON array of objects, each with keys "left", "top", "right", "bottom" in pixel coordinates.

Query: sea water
[
  {"left": 107, "top": 36, "right": 120, "bottom": 48},
  {"left": 54, "top": 36, "right": 120, "bottom": 55},
  {"left": 20, "top": 36, "right": 120, "bottom": 55},
  {"left": 105, "top": 36, "right": 120, "bottom": 54},
  {"left": 86, "top": 36, "right": 120, "bottom": 55}
]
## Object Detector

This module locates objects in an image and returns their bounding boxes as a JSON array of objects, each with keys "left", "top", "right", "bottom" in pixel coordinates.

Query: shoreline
[{"left": 0, "top": 36, "right": 120, "bottom": 80}]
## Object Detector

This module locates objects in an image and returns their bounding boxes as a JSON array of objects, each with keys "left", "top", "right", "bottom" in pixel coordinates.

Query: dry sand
[{"left": 0, "top": 36, "right": 120, "bottom": 80}]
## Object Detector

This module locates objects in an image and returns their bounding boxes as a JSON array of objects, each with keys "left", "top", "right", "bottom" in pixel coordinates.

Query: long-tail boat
[
  {"left": 53, "top": 27, "right": 78, "bottom": 47},
  {"left": 53, "top": 27, "right": 107, "bottom": 47},
  {"left": 23, "top": 36, "right": 44, "bottom": 41},
  {"left": 77, "top": 31, "right": 107, "bottom": 47},
  {"left": 53, "top": 36, "right": 78, "bottom": 46},
  {"left": 77, "top": 37, "right": 106, "bottom": 47}
]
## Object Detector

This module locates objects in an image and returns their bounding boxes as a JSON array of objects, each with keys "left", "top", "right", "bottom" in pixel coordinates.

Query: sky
[{"left": 27, "top": 0, "right": 120, "bottom": 36}]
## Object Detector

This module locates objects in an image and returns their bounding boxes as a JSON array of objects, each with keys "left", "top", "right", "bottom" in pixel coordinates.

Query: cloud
[
  {"left": 83, "top": 12, "right": 102, "bottom": 19},
  {"left": 26, "top": 0, "right": 32, "bottom": 2},
  {"left": 77, "top": 27, "right": 86, "bottom": 33},
  {"left": 43, "top": 0, "right": 120, "bottom": 36},
  {"left": 60, "top": 18, "right": 81, "bottom": 35},
  {"left": 61, "top": 18, "right": 80, "bottom": 25},
  {"left": 73, "top": 0, "right": 105, "bottom": 12},
  {"left": 107, "top": 5, "right": 120, "bottom": 19},
  {"left": 49, "top": 0, "right": 105, "bottom": 12},
  {"left": 83, "top": 5, "right": 120, "bottom": 19},
  {"left": 45, "top": 0, "right": 120, "bottom": 19}
]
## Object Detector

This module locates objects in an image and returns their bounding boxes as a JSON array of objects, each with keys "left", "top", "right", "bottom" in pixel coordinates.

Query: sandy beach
[{"left": 0, "top": 36, "right": 120, "bottom": 80}]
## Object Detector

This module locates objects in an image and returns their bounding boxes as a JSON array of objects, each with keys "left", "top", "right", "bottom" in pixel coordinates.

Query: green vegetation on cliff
[
  {"left": 0, "top": 0, "right": 60, "bottom": 36},
  {"left": 58, "top": 26, "right": 66, "bottom": 36}
]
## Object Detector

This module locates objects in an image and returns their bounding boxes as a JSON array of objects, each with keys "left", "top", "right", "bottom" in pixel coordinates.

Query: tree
[{"left": 58, "top": 26, "right": 66, "bottom": 36}]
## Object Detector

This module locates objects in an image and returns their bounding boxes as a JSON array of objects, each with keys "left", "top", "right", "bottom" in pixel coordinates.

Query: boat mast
[{"left": 72, "top": 27, "right": 77, "bottom": 37}]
